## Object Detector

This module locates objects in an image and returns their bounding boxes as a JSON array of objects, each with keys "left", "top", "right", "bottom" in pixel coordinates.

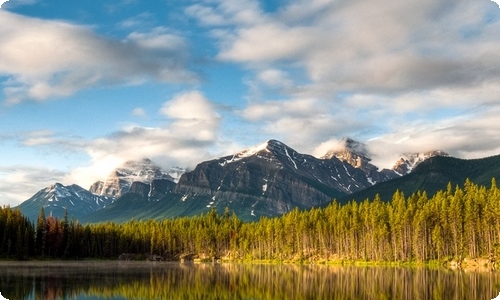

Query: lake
[{"left": 0, "top": 261, "right": 498, "bottom": 299}]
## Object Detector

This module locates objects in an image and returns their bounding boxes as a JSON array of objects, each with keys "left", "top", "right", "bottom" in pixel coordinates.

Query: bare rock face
[
  {"left": 89, "top": 158, "right": 175, "bottom": 198},
  {"left": 392, "top": 150, "right": 450, "bottom": 175},
  {"left": 322, "top": 137, "right": 371, "bottom": 168},
  {"left": 149, "top": 179, "right": 176, "bottom": 200},
  {"left": 128, "top": 182, "right": 150, "bottom": 199},
  {"left": 175, "top": 140, "right": 373, "bottom": 218},
  {"left": 321, "top": 137, "right": 400, "bottom": 185}
]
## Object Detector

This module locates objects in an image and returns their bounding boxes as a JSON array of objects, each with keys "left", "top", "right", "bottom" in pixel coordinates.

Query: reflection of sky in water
[{"left": 1, "top": 261, "right": 499, "bottom": 300}]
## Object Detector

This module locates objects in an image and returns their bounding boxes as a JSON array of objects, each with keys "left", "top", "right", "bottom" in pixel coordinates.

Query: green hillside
[
  {"left": 78, "top": 193, "right": 207, "bottom": 223},
  {"left": 342, "top": 154, "right": 500, "bottom": 202}
]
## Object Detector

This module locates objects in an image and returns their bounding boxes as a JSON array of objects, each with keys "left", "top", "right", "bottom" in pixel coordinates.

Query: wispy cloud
[
  {"left": 189, "top": 0, "right": 500, "bottom": 161},
  {"left": 0, "top": 90, "right": 226, "bottom": 202},
  {"left": 0, "top": 165, "right": 66, "bottom": 206},
  {"left": 0, "top": 11, "right": 197, "bottom": 104},
  {"left": 65, "top": 90, "right": 223, "bottom": 189},
  {"left": 131, "top": 107, "right": 146, "bottom": 117}
]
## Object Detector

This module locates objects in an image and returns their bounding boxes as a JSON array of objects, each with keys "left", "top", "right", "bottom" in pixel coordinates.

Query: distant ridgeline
[{"left": 1, "top": 178, "right": 499, "bottom": 263}]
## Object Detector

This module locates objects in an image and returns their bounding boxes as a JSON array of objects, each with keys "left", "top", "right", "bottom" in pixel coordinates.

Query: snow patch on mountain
[
  {"left": 89, "top": 158, "right": 177, "bottom": 198},
  {"left": 220, "top": 141, "right": 271, "bottom": 166},
  {"left": 392, "top": 150, "right": 449, "bottom": 175}
]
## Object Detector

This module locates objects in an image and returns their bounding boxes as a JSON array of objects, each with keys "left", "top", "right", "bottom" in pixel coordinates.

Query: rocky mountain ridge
[
  {"left": 89, "top": 158, "right": 176, "bottom": 198},
  {"left": 174, "top": 139, "right": 371, "bottom": 218},
  {"left": 322, "top": 137, "right": 400, "bottom": 184},
  {"left": 392, "top": 150, "right": 450, "bottom": 175},
  {"left": 17, "top": 183, "right": 113, "bottom": 221},
  {"left": 16, "top": 138, "right": 450, "bottom": 222}
]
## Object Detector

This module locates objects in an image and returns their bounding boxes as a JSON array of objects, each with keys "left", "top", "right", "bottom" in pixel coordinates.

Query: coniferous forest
[{"left": 1, "top": 178, "right": 500, "bottom": 263}]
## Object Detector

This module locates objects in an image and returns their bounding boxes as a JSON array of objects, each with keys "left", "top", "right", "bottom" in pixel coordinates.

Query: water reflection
[{"left": 0, "top": 261, "right": 499, "bottom": 300}]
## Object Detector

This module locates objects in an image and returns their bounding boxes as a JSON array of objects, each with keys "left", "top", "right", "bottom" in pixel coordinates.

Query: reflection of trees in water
[{"left": 0, "top": 262, "right": 499, "bottom": 300}]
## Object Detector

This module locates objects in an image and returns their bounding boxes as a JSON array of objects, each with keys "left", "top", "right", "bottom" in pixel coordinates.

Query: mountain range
[{"left": 17, "top": 137, "right": 497, "bottom": 223}]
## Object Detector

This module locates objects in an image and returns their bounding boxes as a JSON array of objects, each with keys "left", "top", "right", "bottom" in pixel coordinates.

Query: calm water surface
[{"left": 0, "top": 261, "right": 499, "bottom": 300}]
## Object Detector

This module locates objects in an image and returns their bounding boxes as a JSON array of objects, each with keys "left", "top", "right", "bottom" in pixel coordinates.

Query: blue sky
[{"left": 1, "top": 0, "right": 500, "bottom": 206}]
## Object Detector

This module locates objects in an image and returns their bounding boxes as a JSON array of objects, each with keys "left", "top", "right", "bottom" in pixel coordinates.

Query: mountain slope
[
  {"left": 83, "top": 140, "right": 377, "bottom": 222},
  {"left": 342, "top": 154, "right": 500, "bottom": 202},
  {"left": 392, "top": 150, "right": 450, "bottom": 175},
  {"left": 17, "top": 183, "right": 111, "bottom": 221},
  {"left": 322, "top": 137, "right": 401, "bottom": 184},
  {"left": 173, "top": 139, "right": 376, "bottom": 219},
  {"left": 16, "top": 139, "right": 475, "bottom": 224},
  {"left": 89, "top": 158, "right": 175, "bottom": 198}
]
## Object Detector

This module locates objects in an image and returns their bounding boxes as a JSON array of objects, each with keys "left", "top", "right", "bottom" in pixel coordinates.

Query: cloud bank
[
  {"left": 65, "top": 90, "right": 223, "bottom": 190},
  {"left": 0, "top": 11, "right": 196, "bottom": 104},
  {"left": 188, "top": 0, "right": 500, "bottom": 165}
]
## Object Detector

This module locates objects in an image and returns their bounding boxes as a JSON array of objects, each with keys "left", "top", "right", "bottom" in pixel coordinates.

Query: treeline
[{"left": 1, "top": 178, "right": 500, "bottom": 262}]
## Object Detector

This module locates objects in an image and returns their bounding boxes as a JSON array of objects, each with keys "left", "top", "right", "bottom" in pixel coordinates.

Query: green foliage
[
  {"left": 345, "top": 154, "right": 500, "bottom": 203},
  {"left": 1, "top": 178, "right": 500, "bottom": 262}
]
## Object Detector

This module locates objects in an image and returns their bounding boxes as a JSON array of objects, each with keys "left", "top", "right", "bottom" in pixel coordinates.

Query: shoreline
[{"left": 2, "top": 256, "right": 495, "bottom": 272}]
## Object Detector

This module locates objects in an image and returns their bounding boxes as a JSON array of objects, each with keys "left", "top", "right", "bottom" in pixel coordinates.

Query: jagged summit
[
  {"left": 319, "top": 138, "right": 451, "bottom": 181},
  {"left": 321, "top": 137, "right": 371, "bottom": 168},
  {"left": 392, "top": 150, "right": 450, "bottom": 175},
  {"left": 17, "top": 182, "right": 111, "bottom": 221},
  {"left": 89, "top": 158, "right": 175, "bottom": 198},
  {"left": 319, "top": 137, "right": 400, "bottom": 185},
  {"left": 233, "top": 140, "right": 273, "bottom": 157},
  {"left": 239, "top": 139, "right": 288, "bottom": 155},
  {"left": 16, "top": 137, "right": 460, "bottom": 223},
  {"left": 175, "top": 138, "right": 379, "bottom": 220},
  {"left": 218, "top": 139, "right": 296, "bottom": 166}
]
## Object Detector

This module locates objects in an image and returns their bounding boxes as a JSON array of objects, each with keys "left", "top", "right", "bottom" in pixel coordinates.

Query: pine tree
[{"left": 35, "top": 206, "right": 46, "bottom": 257}]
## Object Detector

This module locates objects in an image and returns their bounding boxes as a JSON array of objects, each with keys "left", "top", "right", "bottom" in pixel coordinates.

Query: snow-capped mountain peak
[
  {"left": 321, "top": 137, "right": 370, "bottom": 163},
  {"left": 392, "top": 150, "right": 450, "bottom": 175},
  {"left": 218, "top": 140, "right": 292, "bottom": 166},
  {"left": 236, "top": 140, "right": 272, "bottom": 158},
  {"left": 89, "top": 158, "right": 177, "bottom": 198},
  {"left": 18, "top": 182, "right": 112, "bottom": 220}
]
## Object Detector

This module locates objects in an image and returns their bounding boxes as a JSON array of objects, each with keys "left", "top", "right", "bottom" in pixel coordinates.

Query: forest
[{"left": 1, "top": 178, "right": 499, "bottom": 263}]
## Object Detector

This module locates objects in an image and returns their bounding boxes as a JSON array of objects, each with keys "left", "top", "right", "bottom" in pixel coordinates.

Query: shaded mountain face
[
  {"left": 17, "top": 183, "right": 112, "bottom": 221},
  {"left": 17, "top": 139, "right": 457, "bottom": 223},
  {"left": 173, "top": 140, "right": 375, "bottom": 220},
  {"left": 127, "top": 179, "right": 177, "bottom": 201},
  {"left": 89, "top": 158, "right": 176, "bottom": 198}
]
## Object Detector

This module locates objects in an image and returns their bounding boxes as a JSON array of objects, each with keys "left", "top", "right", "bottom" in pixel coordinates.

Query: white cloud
[
  {"left": 0, "top": 11, "right": 196, "bottom": 104},
  {"left": 240, "top": 97, "right": 367, "bottom": 152},
  {"left": 0, "top": 165, "right": 66, "bottom": 206},
  {"left": 185, "top": 0, "right": 265, "bottom": 27},
  {"left": 161, "top": 90, "right": 218, "bottom": 122},
  {"left": 0, "top": 90, "right": 225, "bottom": 204},
  {"left": 215, "top": 0, "right": 500, "bottom": 94},
  {"left": 189, "top": 0, "right": 500, "bottom": 163},
  {"left": 218, "top": 23, "right": 317, "bottom": 62},
  {"left": 312, "top": 139, "right": 349, "bottom": 158},
  {"left": 131, "top": 107, "right": 146, "bottom": 117},
  {"left": 65, "top": 91, "right": 222, "bottom": 189},
  {"left": 0, "top": 1, "right": 8, "bottom": 8},
  {"left": 257, "top": 69, "right": 292, "bottom": 88}
]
